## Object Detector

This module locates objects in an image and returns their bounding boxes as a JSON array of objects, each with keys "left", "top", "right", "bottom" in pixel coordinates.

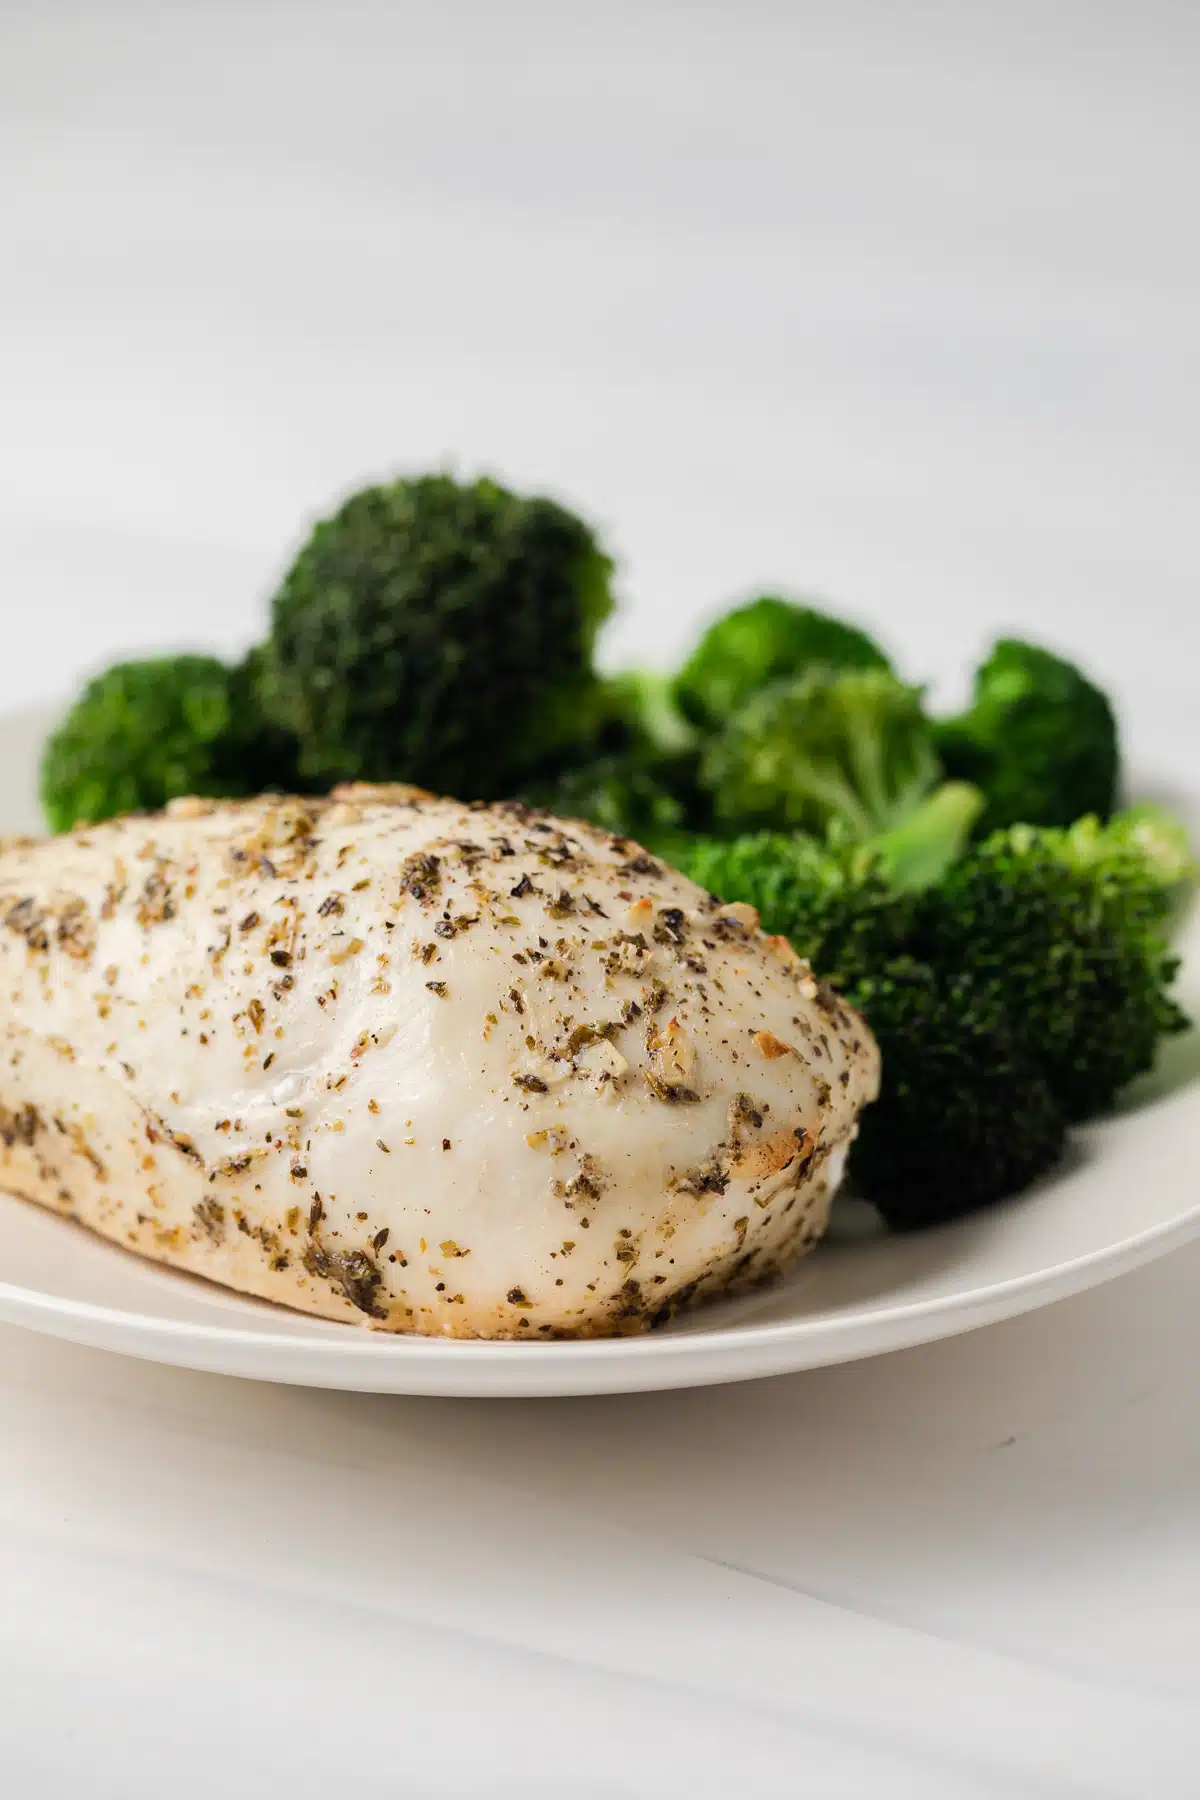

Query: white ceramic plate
[{"left": 2, "top": 704, "right": 1197, "bottom": 1395}]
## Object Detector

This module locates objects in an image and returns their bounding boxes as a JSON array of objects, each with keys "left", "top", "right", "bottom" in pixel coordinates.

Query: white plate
[{"left": 2, "top": 704, "right": 1198, "bottom": 1396}]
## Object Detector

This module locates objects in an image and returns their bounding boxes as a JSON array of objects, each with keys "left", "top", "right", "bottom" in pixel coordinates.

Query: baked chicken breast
[{"left": 0, "top": 788, "right": 879, "bottom": 1337}]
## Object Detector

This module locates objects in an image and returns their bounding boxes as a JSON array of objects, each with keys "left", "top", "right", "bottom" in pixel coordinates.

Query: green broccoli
[
  {"left": 40, "top": 654, "right": 299, "bottom": 832},
  {"left": 523, "top": 748, "right": 703, "bottom": 858},
  {"left": 1101, "top": 803, "right": 1197, "bottom": 898},
  {"left": 258, "top": 474, "right": 616, "bottom": 797},
  {"left": 866, "top": 781, "right": 985, "bottom": 892},
  {"left": 519, "top": 669, "right": 706, "bottom": 851},
  {"left": 677, "top": 833, "right": 1069, "bottom": 1228},
  {"left": 699, "top": 666, "right": 941, "bottom": 839},
  {"left": 677, "top": 787, "right": 981, "bottom": 978},
  {"left": 678, "top": 830, "right": 917, "bottom": 990},
  {"left": 599, "top": 669, "right": 696, "bottom": 755},
  {"left": 912, "top": 816, "right": 1190, "bottom": 1122},
  {"left": 679, "top": 808, "right": 1189, "bottom": 1229},
  {"left": 237, "top": 644, "right": 312, "bottom": 792},
  {"left": 673, "top": 594, "right": 891, "bottom": 731},
  {"left": 848, "top": 960, "right": 1067, "bottom": 1229},
  {"left": 935, "top": 637, "right": 1119, "bottom": 832}
]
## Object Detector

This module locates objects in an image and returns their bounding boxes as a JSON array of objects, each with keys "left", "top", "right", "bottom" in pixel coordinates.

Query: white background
[{"left": 1, "top": 4, "right": 1198, "bottom": 1794}]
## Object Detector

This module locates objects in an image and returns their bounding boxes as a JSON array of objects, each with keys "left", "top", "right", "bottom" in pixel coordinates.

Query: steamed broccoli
[
  {"left": 680, "top": 809, "right": 1189, "bottom": 1229},
  {"left": 523, "top": 747, "right": 704, "bottom": 857},
  {"left": 912, "top": 816, "right": 1190, "bottom": 1121},
  {"left": 678, "top": 830, "right": 917, "bottom": 990},
  {"left": 865, "top": 781, "right": 985, "bottom": 892},
  {"left": 521, "top": 668, "right": 705, "bottom": 850},
  {"left": 699, "top": 666, "right": 941, "bottom": 839},
  {"left": 672, "top": 595, "right": 891, "bottom": 731},
  {"left": 677, "top": 786, "right": 981, "bottom": 981},
  {"left": 678, "top": 832, "right": 1071, "bottom": 1226},
  {"left": 598, "top": 669, "right": 696, "bottom": 756},
  {"left": 1102, "top": 803, "right": 1197, "bottom": 898},
  {"left": 935, "top": 638, "right": 1119, "bottom": 832},
  {"left": 258, "top": 474, "right": 616, "bottom": 797},
  {"left": 848, "top": 960, "right": 1067, "bottom": 1229},
  {"left": 40, "top": 654, "right": 298, "bottom": 832}
]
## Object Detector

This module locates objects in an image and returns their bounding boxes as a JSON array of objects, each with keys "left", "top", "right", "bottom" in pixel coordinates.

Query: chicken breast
[{"left": 0, "top": 788, "right": 879, "bottom": 1338}]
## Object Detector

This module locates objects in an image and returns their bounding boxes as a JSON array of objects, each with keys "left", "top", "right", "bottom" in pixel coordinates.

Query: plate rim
[{"left": 0, "top": 1189, "right": 1196, "bottom": 1394}]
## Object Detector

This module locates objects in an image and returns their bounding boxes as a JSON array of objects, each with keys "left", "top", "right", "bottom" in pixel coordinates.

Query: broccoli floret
[
  {"left": 913, "top": 815, "right": 1190, "bottom": 1121},
  {"left": 935, "top": 638, "right": 1119, "bottom": 832},
  {"left": 40, "top": 654, "right": 297, "bottom": 832},
  {"left": 524, "top": 748, "right": 703, "bottom": 858},
  {"left": 699, "top": 666, "right": 941, "bottom": 839},
  {"left": 676, "top": 831, "right": 917, "bottom": 991},
  {"left": 848, "top": 960, "right": 1067, "bottom": 1229},
  {"left": 258, "top": 474, "right": 615, "bottom": 797},
  {"left": 678, "top": 837, "right": 1066, "bottom": 1227},
  {"left": 679, "top": 808, "right": 1189, "bottom": 1229},
  {"left": 676, "top": 786, "right": 981, "bottom": 982},
  {"left": 523, "top": 671, "right": 704, "bottom": 850},
  {"left": 673, "top": 594, "right": 891, "bottom": 731},
  {"left": 600, "top": 669, "right": 695, "bottom": 755},
  {"left": 237, "top": 645, "right": 310, "bottom": 792},
  {"left": 1101, "top": 803, "right": 1197, "bottom": 897}
]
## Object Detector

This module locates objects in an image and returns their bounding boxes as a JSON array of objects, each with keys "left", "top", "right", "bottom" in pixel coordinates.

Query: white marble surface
[{"left": 1, "top": 3, "right": 1198, "bottom": 1793}]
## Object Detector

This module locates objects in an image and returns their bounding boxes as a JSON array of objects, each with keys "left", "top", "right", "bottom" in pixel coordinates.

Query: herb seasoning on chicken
[{"left": 0, "top": 788, "right": 879, "bottom": 1338}]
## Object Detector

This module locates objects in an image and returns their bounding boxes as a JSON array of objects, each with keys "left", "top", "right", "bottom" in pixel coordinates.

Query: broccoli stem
[{"left": 874, "top": 782, "right": 985, "bottom": 892}]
